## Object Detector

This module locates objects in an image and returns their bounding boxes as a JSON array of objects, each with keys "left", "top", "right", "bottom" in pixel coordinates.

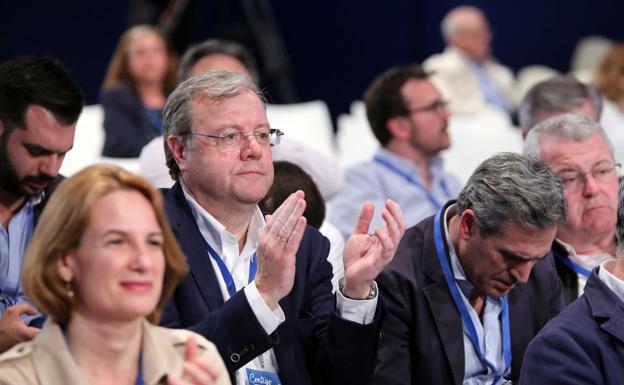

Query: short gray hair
[
  {"left": 163, "top": 70, "right": 263, "bottom": 180},
  {"left": 523, "top": 113, "right": 614, "bottom": 159},
  {"left": 616, "top": 180, "right": 624, "bottom": 251},
  {"left": 178, "top": 39, "right": 259, "bottom": 83},
  {"left": 457, "top": 152, "right": 567, "bottom": 237},
  {"left": 518, "top": 76, "right": 603, "bottom": 133},
  {"left": 441, "top": 6, "right": 484, "bottom": 42}
]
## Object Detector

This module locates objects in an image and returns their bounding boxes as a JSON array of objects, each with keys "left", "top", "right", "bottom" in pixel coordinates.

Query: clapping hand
[{"left": 341, "top": 199, "right": 405, "bottom": 299}]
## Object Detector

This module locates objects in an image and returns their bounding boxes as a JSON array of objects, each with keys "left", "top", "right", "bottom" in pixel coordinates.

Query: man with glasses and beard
[
  {"left": 329, "top": 64, "right": 462, "bottom": 239},
  {"left": 0, "top": 56, "right": 83, "bottom": 352}
]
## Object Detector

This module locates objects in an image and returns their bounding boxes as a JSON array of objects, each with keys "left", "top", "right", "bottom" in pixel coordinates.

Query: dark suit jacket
[
  {"left": 552, "top": 240, "right": 580, "bottom": 305},
  {"left": 100, "top": 86, "right": 161, "bottom": 158},
  {"left": 520, "top": 268, "right": 624, "bottom": 385},
  {"left": 160, "top": 183, "right": 384, "bottom": 385},
  {"left": 374, "top": 202, "right": 563, "bottom": 385}
]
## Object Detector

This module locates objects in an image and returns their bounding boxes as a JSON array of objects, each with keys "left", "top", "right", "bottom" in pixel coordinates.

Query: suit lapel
[
  {"left": 165, "top": 183, "right": 224, "bottom": 310},
  {"left": 422, "top": 213, "right": 464, "bottom": 385}
]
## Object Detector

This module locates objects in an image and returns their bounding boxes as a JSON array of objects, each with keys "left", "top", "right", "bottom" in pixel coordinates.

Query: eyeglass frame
[
  {"left": 555, "top": 160, "right": 621, "bottom": 192},
  {"left": 403, "top": 99, "right": 449, "bottom": 116},
  {"left": 184, "top": 128, "right": 284, "bottom": 148}
]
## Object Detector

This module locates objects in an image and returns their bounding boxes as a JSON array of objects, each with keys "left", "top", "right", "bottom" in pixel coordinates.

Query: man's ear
[
  {"left": 458, "top": 209, "right": 478, "bottom": 241},
  {"left": 167, "top": 135, "right": 189, "bottom": 172},
  {"left": 386, "top": 116, "right": 411, "bottom": 141}
]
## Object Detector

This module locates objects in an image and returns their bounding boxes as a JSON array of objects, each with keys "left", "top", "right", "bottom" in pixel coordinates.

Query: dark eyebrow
[
  {"left": 500, "top": 249, "right": 548, "bottom": 261},
  {"left": 24, "top": 142, "right": 73, "bottom": 156}
]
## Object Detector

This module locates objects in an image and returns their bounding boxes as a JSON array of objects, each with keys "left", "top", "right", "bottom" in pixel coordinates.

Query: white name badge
[{"left": 246, "top": 368, "right": 282, "bottom": 385}]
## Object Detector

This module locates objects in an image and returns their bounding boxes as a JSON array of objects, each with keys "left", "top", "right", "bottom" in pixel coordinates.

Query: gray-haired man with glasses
[
  {"left": 160, "top": 70, "right": 406, "bottom": 385},
  {"left": 524, "top": 113, "right": 620, "bottom": 304}
]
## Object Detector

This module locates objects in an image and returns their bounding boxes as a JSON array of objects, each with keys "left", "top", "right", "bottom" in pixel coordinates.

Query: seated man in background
[
  {"left": 524, "top": 114, "right": 619, "bottom": 304},
  {"left": 424, "top": 6, "right": 516, "bottom": 115},
  {"left": 0, "top": 56, "right": 83, "bottom": 352},
  {"left": 160, "top": 70, "right": 405, "bottom": 385},
  {"left": 139, "top": 38, "right": 343, "bottom": 200},
  {"left": 519, "top": 75, "right": 602, "bottom": 138},
  {"left": 329, "top": 64, "right": 461, "bottom": 239},
  {"left": 260, "top": 161, "right": 344, "bottom": 292},
  {"left": 374, "top": 152, "right": 566, "bottom": 385},
  {"left": 519, "top": 180, "right": 624, "bottom": 385}
]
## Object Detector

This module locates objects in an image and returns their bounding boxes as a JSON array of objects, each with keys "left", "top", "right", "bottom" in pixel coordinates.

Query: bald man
[{"left": 424, "top": 6, "right": 516, "bottom": 116}]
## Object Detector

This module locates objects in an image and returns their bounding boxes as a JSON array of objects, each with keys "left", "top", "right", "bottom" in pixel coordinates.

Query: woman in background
[
  {"left": 0, "top": 165, "right": 229, "bottom": 385},
  {"left": 594, "top": 43, "right": 624, "bottom": 165},
  {"left": 101, "top": 25, "right": 178, "bottom": 158}
]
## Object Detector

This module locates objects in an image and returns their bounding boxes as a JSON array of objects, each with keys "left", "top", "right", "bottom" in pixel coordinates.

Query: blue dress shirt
[
  {"left": 329, "top": 148, "right": 462, "bottom": 239},
  {"left": 0, "top": 194, "right": 43, "bottom": 324}
]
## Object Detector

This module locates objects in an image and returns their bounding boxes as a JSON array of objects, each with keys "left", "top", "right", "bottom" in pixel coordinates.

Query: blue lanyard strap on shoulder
[
  {"left": 202, "top": 238, "right": 257, "bottom": 297},
  {"left": 433, "top": 208, "right": 511, "bottom": 384},
  {"left": 373, "top": 155, "right": 450, "bottom": 209},
  {"left": 552, "top": 248, "right": 591, "bottom": 277}
]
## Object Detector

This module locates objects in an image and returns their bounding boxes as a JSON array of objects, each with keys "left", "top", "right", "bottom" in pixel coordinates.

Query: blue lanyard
[
  {"left": 552, "top": 249, "right": 591, "bottom": 277},
  {"left": 433, "top": 208, "right": 511, "bottom": 384},
  {"left": 202, "top": 238, "right": 257, "bottom": 297},
  {"left": 373, "top": 155, "right": 451, "bottom": 209}
]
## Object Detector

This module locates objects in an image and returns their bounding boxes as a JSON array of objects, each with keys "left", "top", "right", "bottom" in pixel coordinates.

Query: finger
[
  {"left": 7, "top": 303, "right": 38, "bottom": 317},
  {"left": 375, "top": 227, "right": 397, "bottom": 265},
  {"left": 180, "top": 361, "right": 215, "bottom": 385},
  {"left": 191, "top": 358, "right": 222, "bottom": 382},
  {"left": 283, "top": 217, "right": 307, "bottom": 257},
  {"left": 24, "top": 327, "right": 40, "bottom": 340},
  {"left": 279, "top": 198, "right": 306, "bottom": 241},
  {"left": 265, "top": 191, "right": 304, "bottom": 237},
  {"left": 184, "top": 336, "right": 199, "bottom": 362},
  {"left": 385, "top": 199, "right": 406, "bottom": 235},
  {"left": 353, "top": 202, "right": 375, "bottom": 235},
  {"left": 381, "top": 207, "right": 401, "bottom": 245}
]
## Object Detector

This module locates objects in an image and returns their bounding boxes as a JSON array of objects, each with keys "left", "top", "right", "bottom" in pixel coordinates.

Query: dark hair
[
  {"left": 178, "top": 39, "right": 259, "bottom": 83},
  {"left": 260, "top": 161, "right": 325, "bottom": 229},
  {"left": 0, "top": 55, "right": 84, "bottom": 132},
  {"left": 364, "top": 64, "right": 430, "bottom": 145}
]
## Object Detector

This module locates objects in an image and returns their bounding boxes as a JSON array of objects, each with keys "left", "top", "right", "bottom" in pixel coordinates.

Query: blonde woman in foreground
[{"left": 0, "top": 165, "right": 230, "bottom": 385}]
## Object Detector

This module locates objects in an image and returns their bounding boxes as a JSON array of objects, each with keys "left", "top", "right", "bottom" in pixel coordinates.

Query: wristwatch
[{"left": 338, "top": 278, "right": 377, "bottom": 300}]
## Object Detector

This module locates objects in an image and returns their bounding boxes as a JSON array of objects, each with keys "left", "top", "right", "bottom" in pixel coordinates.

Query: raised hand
[
  {"left": 255, "top": 190, "right": 307, "bottom": 310},
  {"left": 0, "top": 303, "right": 40, "bottom": 353},
  {"left": 168, "top": 336, "right": 224, "bottom": 385},
  {"left": 342, "top": 199, "right": 405, "bottom": 299}
]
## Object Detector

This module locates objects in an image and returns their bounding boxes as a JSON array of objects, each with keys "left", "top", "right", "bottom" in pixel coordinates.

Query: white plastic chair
[
  {"left": 266, "top": 100, "right": 337, "bottom": 160},
  {"left": 60, "top": 104, "right": 105, "bottom": 176}
]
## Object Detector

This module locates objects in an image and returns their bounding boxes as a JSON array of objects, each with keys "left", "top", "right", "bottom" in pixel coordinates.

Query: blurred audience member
[
  {"left": 520, "top": 179, "right": 624, "bottom": 385},
  {"left": 424, "top": 6, "right": 516, "bottom": 115},
  {"left": 101, "top": 25, "right": 178, "bottom": 158},
  {"left": 519, "top": 75, "right": 602, "bottom": 137},
  {"left": 0, "top": 56, "right": 83, "bottom": 352},
  {"left": 139, "top": 38, "right": 343, "bottom": 199},
  {"left": 0, "top": 165, "right": 229, "bottom": 385},
  {"left": 260, "top": 161, "right": 344, "bottom": 291},
  {"left": 595, "top": 44, "right": 624, "bottom": 165},
  {"left": 524, "top": 114, "right": 618, "bottom": 304},
  {"left": 329, "top": 64, "right": 461, "bottom": 239}
]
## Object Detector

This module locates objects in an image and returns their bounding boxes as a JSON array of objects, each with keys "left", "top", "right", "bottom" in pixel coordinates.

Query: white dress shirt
[{"left": 558, "top": 239, "right": 614, "bottom": 297}]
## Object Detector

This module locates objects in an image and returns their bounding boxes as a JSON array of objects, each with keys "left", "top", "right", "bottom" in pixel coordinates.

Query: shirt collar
[
  {"left": 598, "top": 259, "right": 624, "bottom": 304},
  {"left": 556, "top": 238, "right": 614, "bottom": 271},
  {"left": 181, "top": 185, "right": 264, "bottom": 258}
]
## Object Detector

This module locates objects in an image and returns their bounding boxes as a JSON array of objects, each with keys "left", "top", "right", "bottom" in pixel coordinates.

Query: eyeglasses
[
  {"left": 556, "top": 161, "right": 621, "bottom": 192},
  {"left": 405, "top": 99, "right": 449, "bottom": 115},
  {"left": 188, "top": 128, "right": 284, "bottom": 149}
]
